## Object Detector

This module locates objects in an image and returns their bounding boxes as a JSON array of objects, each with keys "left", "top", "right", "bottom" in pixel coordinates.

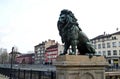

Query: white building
[{"left": 91, "top": 31, "right": 120, "bottom": 67}]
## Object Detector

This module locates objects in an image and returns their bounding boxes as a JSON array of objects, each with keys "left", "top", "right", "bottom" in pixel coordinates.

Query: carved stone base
[{"left": 53, "top": 55, "right": 108, "bottom": 79}]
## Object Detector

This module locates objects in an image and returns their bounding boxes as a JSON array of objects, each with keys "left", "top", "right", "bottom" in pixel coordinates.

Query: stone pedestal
[{"left": 53, "top": 55, "right": 108, "bottom": 79}]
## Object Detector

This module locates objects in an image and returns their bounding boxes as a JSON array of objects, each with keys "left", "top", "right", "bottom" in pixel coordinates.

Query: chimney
[
  {"left": 116, "top": 28, "right": 119, "bottom": 31},
  {"left": 104, "top": 32, "right": 106, "bottom": 35}
]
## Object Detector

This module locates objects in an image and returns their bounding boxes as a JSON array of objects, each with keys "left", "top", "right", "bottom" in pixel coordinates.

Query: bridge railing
[
  {"left": 105, "top": 66, "right": 120, "bottom": 72},
  {"left": 0, "top": 67, "right": 56, "bottom": 79}
]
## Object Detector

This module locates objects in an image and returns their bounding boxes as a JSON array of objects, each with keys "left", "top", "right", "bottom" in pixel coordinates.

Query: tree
[
  {"left": 0, "top": 51, "right": 9, "bottom": 64},
  {"left": 9, "top": 47, "right": 21, "bottom": 64}
]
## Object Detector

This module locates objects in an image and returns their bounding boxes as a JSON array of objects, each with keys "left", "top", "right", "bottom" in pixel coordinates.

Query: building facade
[
  {"left": 91, "top": 31, "right": 120, "bottom": 67},
  {"left": 16, "top": 53, "right": 35, "bottom": 64},
  {"left": 45, "top": 43, "right": 64, "bottom": 64},
  {"left": 9, "top": 51, "right": 21, "bottom": 64},
  {"left": 34, "top": 39, "right": 57, "bottom": 64}
]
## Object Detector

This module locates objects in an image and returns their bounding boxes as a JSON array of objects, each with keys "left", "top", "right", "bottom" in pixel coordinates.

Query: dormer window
[{"left": 112, "top": 36, "right": 116, "bottom": 40}]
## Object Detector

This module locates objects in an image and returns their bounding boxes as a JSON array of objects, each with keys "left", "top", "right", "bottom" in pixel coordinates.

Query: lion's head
[
  {"left": 57, "top": 9, "right": 82, "bottom": 43},
  {"left": 57, "top": 9, "right": 81, "bottom": 34},
  {"left": 58, "top": 9, "right": 79, "bottom": 26}
]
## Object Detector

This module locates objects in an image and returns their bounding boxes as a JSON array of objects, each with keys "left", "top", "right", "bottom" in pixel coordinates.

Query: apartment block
[
  {"left": 45, "top": 43, "right": 64, "bottom": 64},
  {"left": 91, "top": 31, "right": 120, "bottom": 67},
  {"left": 34, "top": 39, "right": 57, "bottom": 64}
]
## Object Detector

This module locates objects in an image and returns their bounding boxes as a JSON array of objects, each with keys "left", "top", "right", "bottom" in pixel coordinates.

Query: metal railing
[
  {"left": 105, "top": 66, "right": 120, "bottom": 72},
  {"left": 0, "top": 67, "right": 56, "bottom": 79}
]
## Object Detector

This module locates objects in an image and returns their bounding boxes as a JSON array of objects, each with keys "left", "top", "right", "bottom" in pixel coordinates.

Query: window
[
  {"left": 37, "top": 48, "right": 40, "bottom": 51},
  {"left": 94, "top": 45, "right": 97, "bottom": 49},
  {"left": 108, "top": 60, "right": 111, "bottom": 64},
  {"left": 98, "top": 51, "right": 101, "bottom": 55},
  {"left": 98, "top": 44, "right": 101, "bottom": 49},
  {"left": 113, "top": 50, "right": 117, "bottom": 55},
  {"left": 107, "top": 37, "right": 110, "bottom": 40},
  {"left": 112, "top": 42, "right": 116, "bottom": 47},
  {"left": 38, "top": 54, "right": 40, "bottom": 57},
  {"left": 119, "top": 50, "right": 120, "bottom": 55},
  {"left": 91, "top": 40, "right": 96, "bottom": 44},
  {"left": 102, "top": 43, "right": 105, "bottom": 48},
  {"left": 94, "top": 40, "right": 96, "bottom": 44},
  {"left": 119, "top": 42, "right": 120, "bottom": 47},
  {"left": 38, "top": 51, "right": 40, "bottom": 53},
  {"left": 102, "top": 38, "right": 105, "bottom": 42},
  {"left": 103, "top": 51, "right": 106, "bottom": 56},
  {"left": 112, "top": 36, "right": 116, "bottom": 40},
  {"left": 108, "top": 50, "right": 111, "bottom": 56},
  {"left": 98, "top": 39, "right": 100, "bottom": 42},
  {"left": 107, "top": 42, "right": 111, "bottom": 48},
  {"left": 32, "top": 56, "right": 35, "bottom": 58}
]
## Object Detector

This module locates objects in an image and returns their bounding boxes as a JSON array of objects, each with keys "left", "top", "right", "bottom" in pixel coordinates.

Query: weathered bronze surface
[{"left": 57, "top": 9, "right": 96, "bottom": 55}]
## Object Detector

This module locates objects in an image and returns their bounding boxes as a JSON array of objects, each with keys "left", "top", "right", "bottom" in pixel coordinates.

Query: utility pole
[{"left": 10, "top": 47, "right": 14, "bottom": 79}]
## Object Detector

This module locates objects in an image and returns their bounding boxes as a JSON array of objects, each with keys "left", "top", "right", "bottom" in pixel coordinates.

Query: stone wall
[{"left": 54, "top": 55, "right": 108, "bottom": 79}]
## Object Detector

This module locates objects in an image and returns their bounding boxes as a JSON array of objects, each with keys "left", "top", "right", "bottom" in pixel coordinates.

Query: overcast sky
[{"left": 0, "top": 0, "right": 120, "bottom": 53}]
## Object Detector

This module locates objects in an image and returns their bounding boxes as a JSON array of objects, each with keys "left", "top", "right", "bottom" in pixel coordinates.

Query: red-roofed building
[
  {"left": 16, "top": 53, "right": 35, "bottom": 64},
  {"left": 9, "top": 51, "right": 21, "bottom": 64},
  {"left": 45, "top": 43, "right": 64, "bottom": 64},
  {"left": 34, "top": 39, "right": 57, "bottom": 64}
]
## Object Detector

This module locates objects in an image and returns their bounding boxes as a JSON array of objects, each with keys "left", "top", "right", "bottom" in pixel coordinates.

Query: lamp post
[{"left": 10, "top": 47, "right": 14, "bottom": 79}]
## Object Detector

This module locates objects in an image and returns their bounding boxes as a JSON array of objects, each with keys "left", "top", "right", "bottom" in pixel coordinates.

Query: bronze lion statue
[{"left": 57, "top": 9, "right": 96, "bottom": 55}]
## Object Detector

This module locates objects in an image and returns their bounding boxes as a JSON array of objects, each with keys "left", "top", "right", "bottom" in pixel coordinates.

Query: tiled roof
[
  {"left": 46, "top": 44, "right": 58, "bottom": 49},
  {"left": 91, "top": 31, "right": 120, "bottom": 40},
  {"left": 17, "top": 53, "right": 34, "bottom": 58},
  {"left": 111, "top": 31, "right": 120, "bottom": 35},
  {"left": 9, "top": 52, "right": 21, "bottom": 54}
]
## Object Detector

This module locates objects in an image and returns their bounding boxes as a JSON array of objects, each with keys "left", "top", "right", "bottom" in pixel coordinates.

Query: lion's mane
[{"left": 59, "top": 9, "right": 79, "bottom": 27}]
